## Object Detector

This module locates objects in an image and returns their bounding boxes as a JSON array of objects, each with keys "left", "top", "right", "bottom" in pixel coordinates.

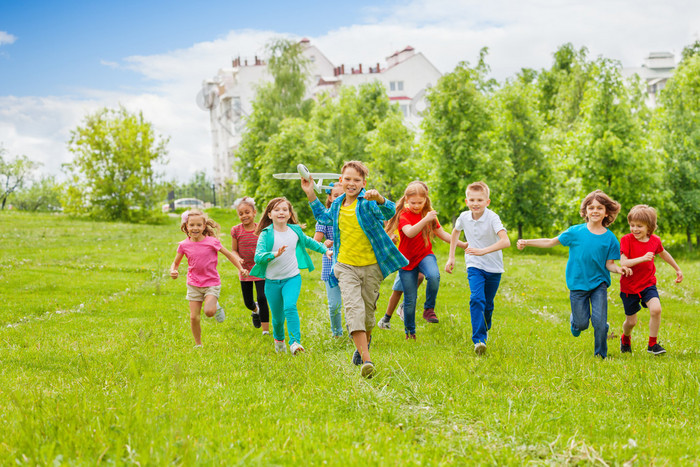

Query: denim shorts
[
  {"left": 620, "top": 285, "right": 660, "bottom": 316},
  {"left": 391, "top": 273, "right": 403, "bottom": 292}
]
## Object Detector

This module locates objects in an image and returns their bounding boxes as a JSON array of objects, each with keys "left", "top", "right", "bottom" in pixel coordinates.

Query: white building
[
  {"left": 622, "top": 52, "right": 676, "bottom": 108},
  {"left": 198, "top": 40, "right": 442, "bottom": 185}
]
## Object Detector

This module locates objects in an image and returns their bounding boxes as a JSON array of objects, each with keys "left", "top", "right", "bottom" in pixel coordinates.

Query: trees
[
  {"left": 64, "top": 106, "right": 168, "bottom": 221},
  {"left": 0, "top": 147, "right": 40, "bottom": 210},
  {"left": 9, "top": 175, "right": 62, "bottom": 211}
]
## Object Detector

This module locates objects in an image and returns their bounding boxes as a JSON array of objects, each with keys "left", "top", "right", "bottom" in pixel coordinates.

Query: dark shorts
[{"left": 620, "top": 285, "right": 660, "bottom": 316}]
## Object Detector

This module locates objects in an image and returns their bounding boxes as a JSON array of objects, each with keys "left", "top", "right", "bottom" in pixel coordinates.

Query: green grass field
[{"left": 1, "top": 211, "right": 699, "bottom": 465}]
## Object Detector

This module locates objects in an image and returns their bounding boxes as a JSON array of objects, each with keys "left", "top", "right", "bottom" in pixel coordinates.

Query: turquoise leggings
[{"left": 265, "top": 274, "right": 302, "bottom": 346}]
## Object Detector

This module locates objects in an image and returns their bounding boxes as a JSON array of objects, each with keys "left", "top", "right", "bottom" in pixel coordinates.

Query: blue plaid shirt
[
  {"left": 315, "top": 222, "right": 334, "bottom": 282},
  {"left": 310, "top": 189, "right": 408, "bottom": 287}
]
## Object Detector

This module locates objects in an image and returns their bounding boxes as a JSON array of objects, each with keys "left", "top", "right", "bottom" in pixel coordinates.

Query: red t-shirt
[
  {"left": 398, "top": 209, "right": 440, "bottom": 270},
  {"left": 620, "top": 233, "right": 664, "bottom": 294},
  {"left": 231, "top": 223, "right": 263, "bottom": 281}
]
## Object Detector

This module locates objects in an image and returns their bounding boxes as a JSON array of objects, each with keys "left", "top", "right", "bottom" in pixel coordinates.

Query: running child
[
  {"left": 313, "top": 183, "right": 345, "bottom": 338},
  {"left": 249, "top": 197, "right": 331, "bottom": 355},
  {"left": 170, "top": 209, "right": 249, "bottom": 347},
  {"left": 231, "top": 196, "right": 270, "bottom": 335},
  {"left": 517, "top": 190, "right": 631, "bottom": 359},
  {"left": 446, "top": 181, "right": 510, "bottom": 355},
  {"left": 384, "top": 181, "right": 466, "bottom": 339},
  {"left": 302, "top": 160, "right": 407, "bottom": 378},
  {"left": 619, "top": 205, "right": 683, "bottom": 355}
]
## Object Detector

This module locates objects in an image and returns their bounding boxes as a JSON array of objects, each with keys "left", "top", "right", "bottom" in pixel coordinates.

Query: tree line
[{"left": 2, "top": 40, "right": 698, "bottom": 246}]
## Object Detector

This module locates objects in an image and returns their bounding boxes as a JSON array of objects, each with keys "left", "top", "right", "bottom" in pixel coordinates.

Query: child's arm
[
  {"left": 402, "top": 211, "right": 437, "bottom": 238},
  {"left": 170, "top": 252, "right": 184, "bottom": 279},
  {"left": 220, "top": 246, "right": 249, "bottom": 277},
  {"left": 619, "top": 252, "right": 654, "bottom": 268},
  {"left": 365, "top": 189, "right": 396, "bottom": 219},
  {"left": 445, "top": 229, "right": 463, "bottom": 274},
  {"left": 466, "top": 230, "right": 511, "bottom": 256},
  {"left": 658, "top": 250, "right": 683, "bottom": 283},
  {"left": 300, "top": 176, "right": 319, "bottom": 203},
  {"left": 606, "top": 259, "right": 632, "bottom": 276},
  {"left": 313, "top": 231, "right": 333, "bottom": 248},
  {"left": 436, "top": 226, "right": 467, "bottom": 249},
  {"left": 517, "top": 237, "right": 560, "bottom": 250},
  {"left": 230, "top": 237, "right": 243, "bottom": 263},
  {"left": 303, "top": 233, "right": 333, "bottom": 258}
]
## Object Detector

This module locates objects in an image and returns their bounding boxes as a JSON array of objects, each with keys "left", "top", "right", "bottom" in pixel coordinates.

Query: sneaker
[
  {"left": 215, "top": 305, "right": 226, "bottom": 323},
  {"left": 290, "top": 342, "right": 305, "bottom": 355},
  {"left": 570, "top": 323, "right": 581, "bottom": 337},
  {"left": 251, "top": 311, "right": 261, "bottom": 328},
  {"left": 405, "top": 333, "right": 416, "bottom": 340},
  {"left": 360, "top": 361, "right": 375, "bottom": 378},
  {"left": 378, "top": 315, "right": 391, "bottom": 330},
  {"left": 423, "top": 308, "right": 439, "bottom": 323},
  {"left": 352, "top": 336, "right": 371, "bottom": 365},
  {"left": 647, "top": 343, "right": 666, "bottom": 355},
  {"left": 621, "top": 342, "right": 632, "bottom": 353},
  {"left": 262, "top": 330, "right": 270, "bottom": 336},
  {"left": 397, "top": 302, "right": 404, "bottom": 322},
  {"left": 474, "top": 342, "right": 487, "bottom": 355},
  {"left": 274, "top": 339, "right": 287, "bottom": 353},
  {"left": 194, "top": 344, "right": 203, "bottom": 348}
]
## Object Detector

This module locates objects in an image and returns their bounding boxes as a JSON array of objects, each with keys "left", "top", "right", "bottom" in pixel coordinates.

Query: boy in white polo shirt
[{"left": 445, "top": 181, "right": 511, "bottom": 355}]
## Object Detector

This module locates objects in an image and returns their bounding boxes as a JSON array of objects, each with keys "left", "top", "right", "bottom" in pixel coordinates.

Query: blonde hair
[
  {"left": 627, "top": 204, "right": 657, "bottom": 235},
  {"left": 579, "top": 190, "right": 620, "bottom": 228},
  {"left": 385, "top": 181, "right": 436, "bottom": 247},
  {"left": 466, "top": 181, "right": 490, "bottom": 199},
  {"left": 254, "top": 197, "right": 300, "bottom": 235},
  {"left": 180, "top": 209, "right": 220, "bottom": 237},
  {"left": 341, "top": 160, "right": 369, "bottom": 179}
]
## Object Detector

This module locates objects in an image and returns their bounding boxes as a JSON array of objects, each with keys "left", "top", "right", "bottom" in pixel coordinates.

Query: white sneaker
[
  {"left": 378, "top": 316, "right": 391, "bottom": 330},
  {"left": 214, "top": 305, "right": 226, "bottom": 323},
  {"left": 290, "top": 342, "right": 305, "bottom": 355},
  {"left": 274, "top": 339, "right": 286, "bottom": 353},
  {"left": 262, "top": 330, "right": 270, "bottom": 336},
  {"left": 474, "top": 342, "right": 487, "bottom": 355},
  {"left": 397, "top": 302, "right": 404, "bottom": 322}
]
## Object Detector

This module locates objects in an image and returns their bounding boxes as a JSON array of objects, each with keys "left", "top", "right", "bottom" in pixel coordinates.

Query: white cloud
[
  {"left": 1, "top": 0, "right": 699, "bottom": 183},
  {"left": 0, "top": 31, "right": 17, "bottom": 46}
]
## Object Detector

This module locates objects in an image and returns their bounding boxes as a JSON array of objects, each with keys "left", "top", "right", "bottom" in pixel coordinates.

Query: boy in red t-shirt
[{"left": 619, "top": 205, "right": 683, "bottom": 355}]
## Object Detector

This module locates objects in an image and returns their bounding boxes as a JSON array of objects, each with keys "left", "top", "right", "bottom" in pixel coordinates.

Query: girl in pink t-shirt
[
  {"left": 231, "top": 197, "right": 270, "bottom": 335},
  {"left": 384, "top": 181, "right": 464, "bottom": 339},
  {"left": 170, "top": 209, "right": 248, "bottom": 346}
]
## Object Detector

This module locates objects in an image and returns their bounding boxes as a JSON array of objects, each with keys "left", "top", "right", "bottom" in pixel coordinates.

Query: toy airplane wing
[{"left": 272, "top": 164, "right": 341, "bottom": 193}]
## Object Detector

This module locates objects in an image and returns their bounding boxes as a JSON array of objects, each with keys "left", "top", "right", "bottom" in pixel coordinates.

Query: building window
[
  {"left": 398, "top": 81, "right": 404, "bottom": 91},
  {"left": 390, "top": 81, "right": 396, "bottom": 91},
  {"left": 400, "top": 104, "right": 408, "bottom": 117}
]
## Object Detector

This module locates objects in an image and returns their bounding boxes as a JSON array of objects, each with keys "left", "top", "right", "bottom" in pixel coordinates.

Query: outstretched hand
[
  {"left": 300, "top": 176, "right": 316, "bottom": 196},
  {"left": 364, "top": 189, "right": 384, "bottom": 203},
  {"left": 275, "top": 245, "right": 288, "bottom": 258}
]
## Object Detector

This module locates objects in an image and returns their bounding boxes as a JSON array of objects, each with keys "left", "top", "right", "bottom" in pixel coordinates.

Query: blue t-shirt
[{"left": 558, "top": 223, "right": 620, "bottom": 291}]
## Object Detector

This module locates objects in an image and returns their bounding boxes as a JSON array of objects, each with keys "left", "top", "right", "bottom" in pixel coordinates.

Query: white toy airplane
[{"left": 273, "top": 164, "right": 342, "bottom": 194}]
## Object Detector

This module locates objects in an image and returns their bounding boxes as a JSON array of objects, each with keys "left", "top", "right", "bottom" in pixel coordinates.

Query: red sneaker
[{"left": 423, "top": 308, "right": 439, "bottom": 323}]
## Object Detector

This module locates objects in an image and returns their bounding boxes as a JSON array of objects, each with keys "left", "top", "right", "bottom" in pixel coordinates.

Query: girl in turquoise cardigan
[{"left": 251, "top": 197, "right": 331, "bottom": 355}]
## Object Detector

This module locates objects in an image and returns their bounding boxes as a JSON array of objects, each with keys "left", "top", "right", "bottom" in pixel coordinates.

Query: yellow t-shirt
[{"left": 338, "top": 199, "right": 377, "bottom": 266}]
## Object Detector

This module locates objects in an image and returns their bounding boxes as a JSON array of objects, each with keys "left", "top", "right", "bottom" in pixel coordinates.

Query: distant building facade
[
  {"left": 198, "top": 40, "right": 442, "bottom": 185},
  {"left": 622, "top": 51, "right": 676, "bottom": 108}
]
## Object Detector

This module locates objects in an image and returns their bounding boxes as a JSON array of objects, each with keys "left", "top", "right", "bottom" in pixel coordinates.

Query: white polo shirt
[{"left": 454, "top": 207, "right": 506, "bottom": 273}]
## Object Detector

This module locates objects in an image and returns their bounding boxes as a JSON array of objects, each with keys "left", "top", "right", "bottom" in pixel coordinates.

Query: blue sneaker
[
  {"left": 351, "top": 335, "right": 371, "bottom": 366},
  {"left": 571, "top": 323, "right": 581, "bottom": 337}
]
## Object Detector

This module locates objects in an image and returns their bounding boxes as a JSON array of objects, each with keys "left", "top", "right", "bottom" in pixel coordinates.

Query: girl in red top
[
  {"left": 619, "top": 205, "right": 683, "bottom": 355},
  {"left": 385, "top": 181, "right": 464, "bottom": 339},
  {"left": 231, "top": 197, "right": 270, "bottom": 335}
]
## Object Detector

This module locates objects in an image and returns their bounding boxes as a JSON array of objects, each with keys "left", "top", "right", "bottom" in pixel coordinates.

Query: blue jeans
[
  {"left": 570, "top": 282, "right": 608, "bottom": 358},
  {"left": 265, "top": 274, "right": 302, "bottom": 346},
  {"left": 399, "top": 254, "right": 440, "bottom": 335},
  {"left": 467, "top": 267, "right": 502, "bottom": 344},
  {"left": 325, "top": 281, "right": 343, "bottom": 337}
]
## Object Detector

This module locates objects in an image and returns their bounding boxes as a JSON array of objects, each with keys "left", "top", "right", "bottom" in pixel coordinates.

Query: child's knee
[{"left": 624, "top": 314, "right": 638, "bottom": 327}]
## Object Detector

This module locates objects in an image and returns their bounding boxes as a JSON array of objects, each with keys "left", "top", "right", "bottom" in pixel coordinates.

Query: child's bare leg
[
  {"left": 622, "top": 313, "right": 637, "bottom": 337},
  {"left": 262, "top": 322, "right": 270, "bottom": 332},
  {"left": 385, "top": 291, "right": 403, "bottom": 316},
  {"left": 417, "top": 273, "right": 425, "bottom": 287},
  {"left": 647, "top": 297, "right": 662, "bottom": 338},
  {"left": 202, "top": 295, "right": 218, "bottom": 318},
  {"left": 189, "top": 301, "right": 203, "bottom": 345},
  {"left": 352, "top": 330, "right": 371, "bottom": 362}
]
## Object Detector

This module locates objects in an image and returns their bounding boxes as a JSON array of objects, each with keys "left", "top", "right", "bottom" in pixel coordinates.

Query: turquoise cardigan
[{"left": 250, "top": 224, "right": 328, "bottom": 279}]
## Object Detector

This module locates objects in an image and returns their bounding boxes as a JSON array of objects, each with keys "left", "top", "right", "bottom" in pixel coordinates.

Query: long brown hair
[
  {"left": 385, "top": 181, "right": 436, "bottom": 247},
  {"left": 254, "top": 197, "right": 300, "bottom": 235},
  {"left": 579, "top": 190, "right": 621, "bottom": 228},
  {"left": 180, "top": 209, "right": 220, "bottom": 237}
]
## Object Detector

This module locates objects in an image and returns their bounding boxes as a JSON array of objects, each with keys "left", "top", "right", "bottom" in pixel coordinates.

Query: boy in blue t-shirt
[{"left": 517, "top": 190, "right": 632, "bottom": 358}]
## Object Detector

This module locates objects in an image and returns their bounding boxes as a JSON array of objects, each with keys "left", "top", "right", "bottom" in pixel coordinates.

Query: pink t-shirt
[
  {"left": 177, "top": 236, "right": 222, "bottom": 287},
  {"left": 231, "top": 223, "right": 263, "bottom": 281}
]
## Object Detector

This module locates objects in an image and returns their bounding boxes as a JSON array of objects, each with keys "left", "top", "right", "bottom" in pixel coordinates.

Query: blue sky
[{"left": 1, "top": 0, "right": 699, "bottom": 181}]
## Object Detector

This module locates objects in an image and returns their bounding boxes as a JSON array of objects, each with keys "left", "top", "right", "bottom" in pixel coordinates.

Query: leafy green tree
[
  {"left": 654, "top": 53, "right": 700, "bottom": 246},
  {"left": 177, "top": 171, "right": 214, "bottom": 203},
  {"left": 236, "top": 39, "right": 313, "bottom": 194},
  {"left": 0, "top": 147, "right": 40, "bottom": 210},
  {"left": 492, "top": 76, "right": 552, "bottom": 238},
  {"left": 64, "top": 106, "right": 168, "bottom": 221},
  {"left": 420, "top": 49, "right": 500, "bottom": 221},
  {"left": 9, "top": 174, "right": 62, "bottom": 211}
]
